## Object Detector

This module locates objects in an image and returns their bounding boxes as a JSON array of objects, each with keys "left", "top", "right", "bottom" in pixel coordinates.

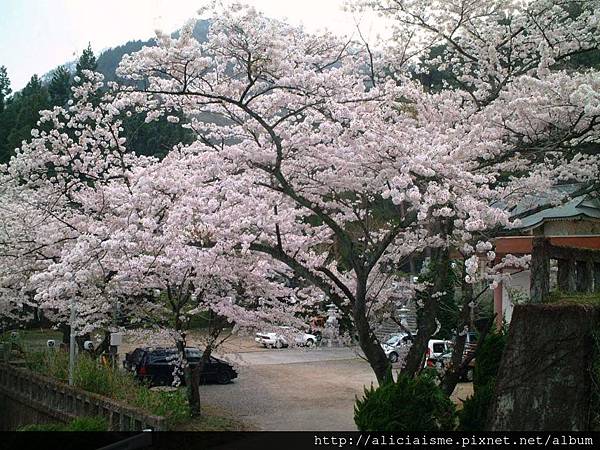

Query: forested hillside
[{"left": 0, "top": 21, "right": 209, "bottom": 163}]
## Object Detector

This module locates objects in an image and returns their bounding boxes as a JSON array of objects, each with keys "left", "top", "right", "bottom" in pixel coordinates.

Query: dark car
[{"left": 124, "top": 347, "right": 237, "bottom": 386}]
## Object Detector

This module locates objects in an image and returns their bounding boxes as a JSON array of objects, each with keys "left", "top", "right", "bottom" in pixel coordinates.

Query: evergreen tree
[
  {"left": 0, "top": 65, "right": 13, "bottom": 162},
  {"left": 3, "top": 75, "right": 49, "bottom": 162},
  {"left": 74, "top": 43, "right": 97, "bottom": 86},
  {"left": 0, "top": 65, "right": 11, "bottom": 113},
  {"left": 48, "top": 65, "right": 71, "bottom": 107},
  {"left": 122, "top": 110, "right": 194, "bottom": 159}
]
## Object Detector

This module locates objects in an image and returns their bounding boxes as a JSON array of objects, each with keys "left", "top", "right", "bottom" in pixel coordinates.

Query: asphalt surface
[
  {"left": 202, "top": 349, "right": 377, "bottom": 431},
  {"left": 121, "top": 334, "right": 473, "bottom": 431}
]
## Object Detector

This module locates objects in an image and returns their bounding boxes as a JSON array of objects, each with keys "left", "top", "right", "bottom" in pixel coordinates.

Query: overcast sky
[{"left": 0, "top": 0, "right": 388, "bottom": 91}]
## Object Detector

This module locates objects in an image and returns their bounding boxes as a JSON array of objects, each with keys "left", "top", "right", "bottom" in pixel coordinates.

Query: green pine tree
[
  {"left": 3, "top": 75, "right": 49, "bottom": 162},
  {"left": 74, "top": 43, "right": 97, "bottom": 86},
  {"left": 48, "top": 65, "right": 71, "bottom": 107},
  {"left": 0, "top": 65, "right": 11, "bottom": 113},
  {"left": 0, "top": 65, "right": 14, "bottom": 162}
]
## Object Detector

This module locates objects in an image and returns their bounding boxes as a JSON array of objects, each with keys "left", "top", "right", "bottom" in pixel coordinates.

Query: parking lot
[
  {"left": 203, "top": 350, "right": 375, "bottom": 431},
  {"left": 200, "top": 341, "right": 473, "bottom": 431},
  {"left": 120, "top": 333, "right": 473, "bottom": 431}
]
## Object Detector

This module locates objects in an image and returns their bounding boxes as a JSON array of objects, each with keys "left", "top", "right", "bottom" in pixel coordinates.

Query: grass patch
[
  {"left": 24, "top": 350, "right": 191, "bottom": 429},
  {"left": 1, "top": 328, "right": 62, "bottom": 353},
  {"left": 544, "top": 290, "right": 600, "bottom": 305},
  {"left": 22, "top": 350, "right": 249, "bottom": 430},
  {"left": 172, "top": 404, "right": 255, "bottom": 431}
]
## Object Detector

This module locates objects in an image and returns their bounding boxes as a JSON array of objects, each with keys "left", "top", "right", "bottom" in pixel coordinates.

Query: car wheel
[
  {"left": 389, "top": 352, "right": 398, "bottom": 363},
  {"left": 275, "top": 340, "right": 283, "bottom": 349},
  {"left": 305, "top": 339, "right": 315, "bottom": 347},
  {"left": 216, "top": 370, "right": 231, "bottom": 385}
]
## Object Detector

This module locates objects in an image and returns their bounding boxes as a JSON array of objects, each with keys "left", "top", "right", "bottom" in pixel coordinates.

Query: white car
[
  {"left": 381, "top": 333, "right": 413, "bottom": 363},
  {"left": 255, "top": 327, "right": 318, "bottom": 348},
  {"left": 425, "top": 339, "right": 454, "bottom": 369}
]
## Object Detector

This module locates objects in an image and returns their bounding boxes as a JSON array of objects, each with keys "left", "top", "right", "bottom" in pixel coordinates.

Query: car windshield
[
  {"left": 154, "top": 348, "right": 203, "bottom": 361},
  {"left": 385, "top": 335, "right": 405, "bottom": 346},
  {"left": 432, "top": 343, "right": 446, "bottom": 353},
  {"left": 185, "top": 348, "right": 202, "bottom": 359}
]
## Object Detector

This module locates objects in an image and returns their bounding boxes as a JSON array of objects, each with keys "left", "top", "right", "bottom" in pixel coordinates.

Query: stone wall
[
  {"left": 0, "top": 364, "right": 166, "bottom": 431},
  {"left": 488, "top": 303, "right": 600, "bottom": 431}
]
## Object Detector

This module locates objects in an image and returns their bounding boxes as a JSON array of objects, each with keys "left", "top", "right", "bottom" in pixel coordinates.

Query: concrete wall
[
  {"left": 0, "top": 364, "right": 166, "bottom": 431},
  {"left": 0, "top": 390, "right": 73, "bottom": 430}
]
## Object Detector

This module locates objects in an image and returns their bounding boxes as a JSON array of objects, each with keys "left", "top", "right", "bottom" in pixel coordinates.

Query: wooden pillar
[
  {"left": 594, "top": 263, "right": 600, "bottom": 293},
  {"left": 494, "top": 281, "right": 503, "bottom": 329},
  {"left": 530, "top": 237, "right": 550, "bottom": 303}
]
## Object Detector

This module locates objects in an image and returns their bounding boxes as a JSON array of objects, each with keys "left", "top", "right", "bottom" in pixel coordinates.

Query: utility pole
[
  {"left": 68, "top": 297, "right": 76, "bottom": 385},
  {"left": 109, "top": 299, "right": 119, "bottom": 368}
]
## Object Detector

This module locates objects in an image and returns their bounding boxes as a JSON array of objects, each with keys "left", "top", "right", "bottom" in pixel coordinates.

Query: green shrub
[
  {"left": 473, "top": 327, "right": 507, "bottom": 389},
  {"left": 133, "top": 388, "right": 191, "bottom": 428},
  {"left": 186, "top": 313, "right": 211, "bottom": 329},
  {"left": 26, "top": 350, "right": 70, "bottom": 381},
  {"left": 73, "top": 354, "right": 140, "bottom": 398},
  {"left": 458, "top": 382, "right": 495, "bottom": 431},
  {"left": 458, "top": 326, "right": 507, "bottom": 431},
  {"left": 65, "top": 416, "right": 108, "bottom": 431},
  {"left": 23, "top": 349, "right": 191, "bottom": 429},
  {"left": 354, "top": 373, "right": 456, "bottom": 431},
  {"left": 73, "top": 354, "right": 114, "bottom": 396}
]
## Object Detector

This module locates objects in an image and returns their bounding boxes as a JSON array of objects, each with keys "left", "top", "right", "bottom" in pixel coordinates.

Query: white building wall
[{"left": 501, "top": 270, "right": 531, "bottom": 324}]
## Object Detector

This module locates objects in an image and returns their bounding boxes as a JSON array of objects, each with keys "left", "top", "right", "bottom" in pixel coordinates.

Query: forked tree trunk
[
  {"left": 402, "top": 246, "right": 449, "bottom": 378},
  {"left": 440, "top": 278, "right": 473, "bottom": 396},
  {"left": 176, "top": 339, "right": 201, "bottom": 417},
  {"left": 354, "top": 277, "right": 392, "bottom": 385}
]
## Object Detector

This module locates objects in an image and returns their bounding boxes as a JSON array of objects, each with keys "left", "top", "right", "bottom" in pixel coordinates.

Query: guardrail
[{"left": 0, "top": 363, "right": 166, "bottom": 431}]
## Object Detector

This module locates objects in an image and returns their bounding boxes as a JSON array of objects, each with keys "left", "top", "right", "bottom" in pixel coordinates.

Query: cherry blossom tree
[
  {"left": 353, "top": 0, "right": 600, "bottom": 388},
  {"left": 1, "top": 1, "right": 598, "bottom": 393},
  {"left": 112, "top": 2, "right": 598, "bottom": 384}
]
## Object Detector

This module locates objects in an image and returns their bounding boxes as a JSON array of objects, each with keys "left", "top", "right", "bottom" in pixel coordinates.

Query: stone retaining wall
[{"left": 488, "top": 303, "right": 600, "bottom": 431}]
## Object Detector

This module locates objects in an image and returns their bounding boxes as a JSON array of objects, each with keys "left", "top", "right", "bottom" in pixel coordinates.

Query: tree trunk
[
  {"left": 91, "top": 331, "right": 111, "bottom": 359},
  {"left": 176, "top": 339, "right": 201, "bottom": 417},
  {"left": 402, "top": 246, "right": 449, "bottom": 378},
  {"left": 60, "top": 323, "right": 70, "bottom": 345},
  {"left": 75, "top": 333, "right": 91, "bottom": 352},
  {"left": 440, "top": 277, "right": 472, "bottom": 396},
  {"left": 354, "top": 277, "right": 392, "bottom": 385}
]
